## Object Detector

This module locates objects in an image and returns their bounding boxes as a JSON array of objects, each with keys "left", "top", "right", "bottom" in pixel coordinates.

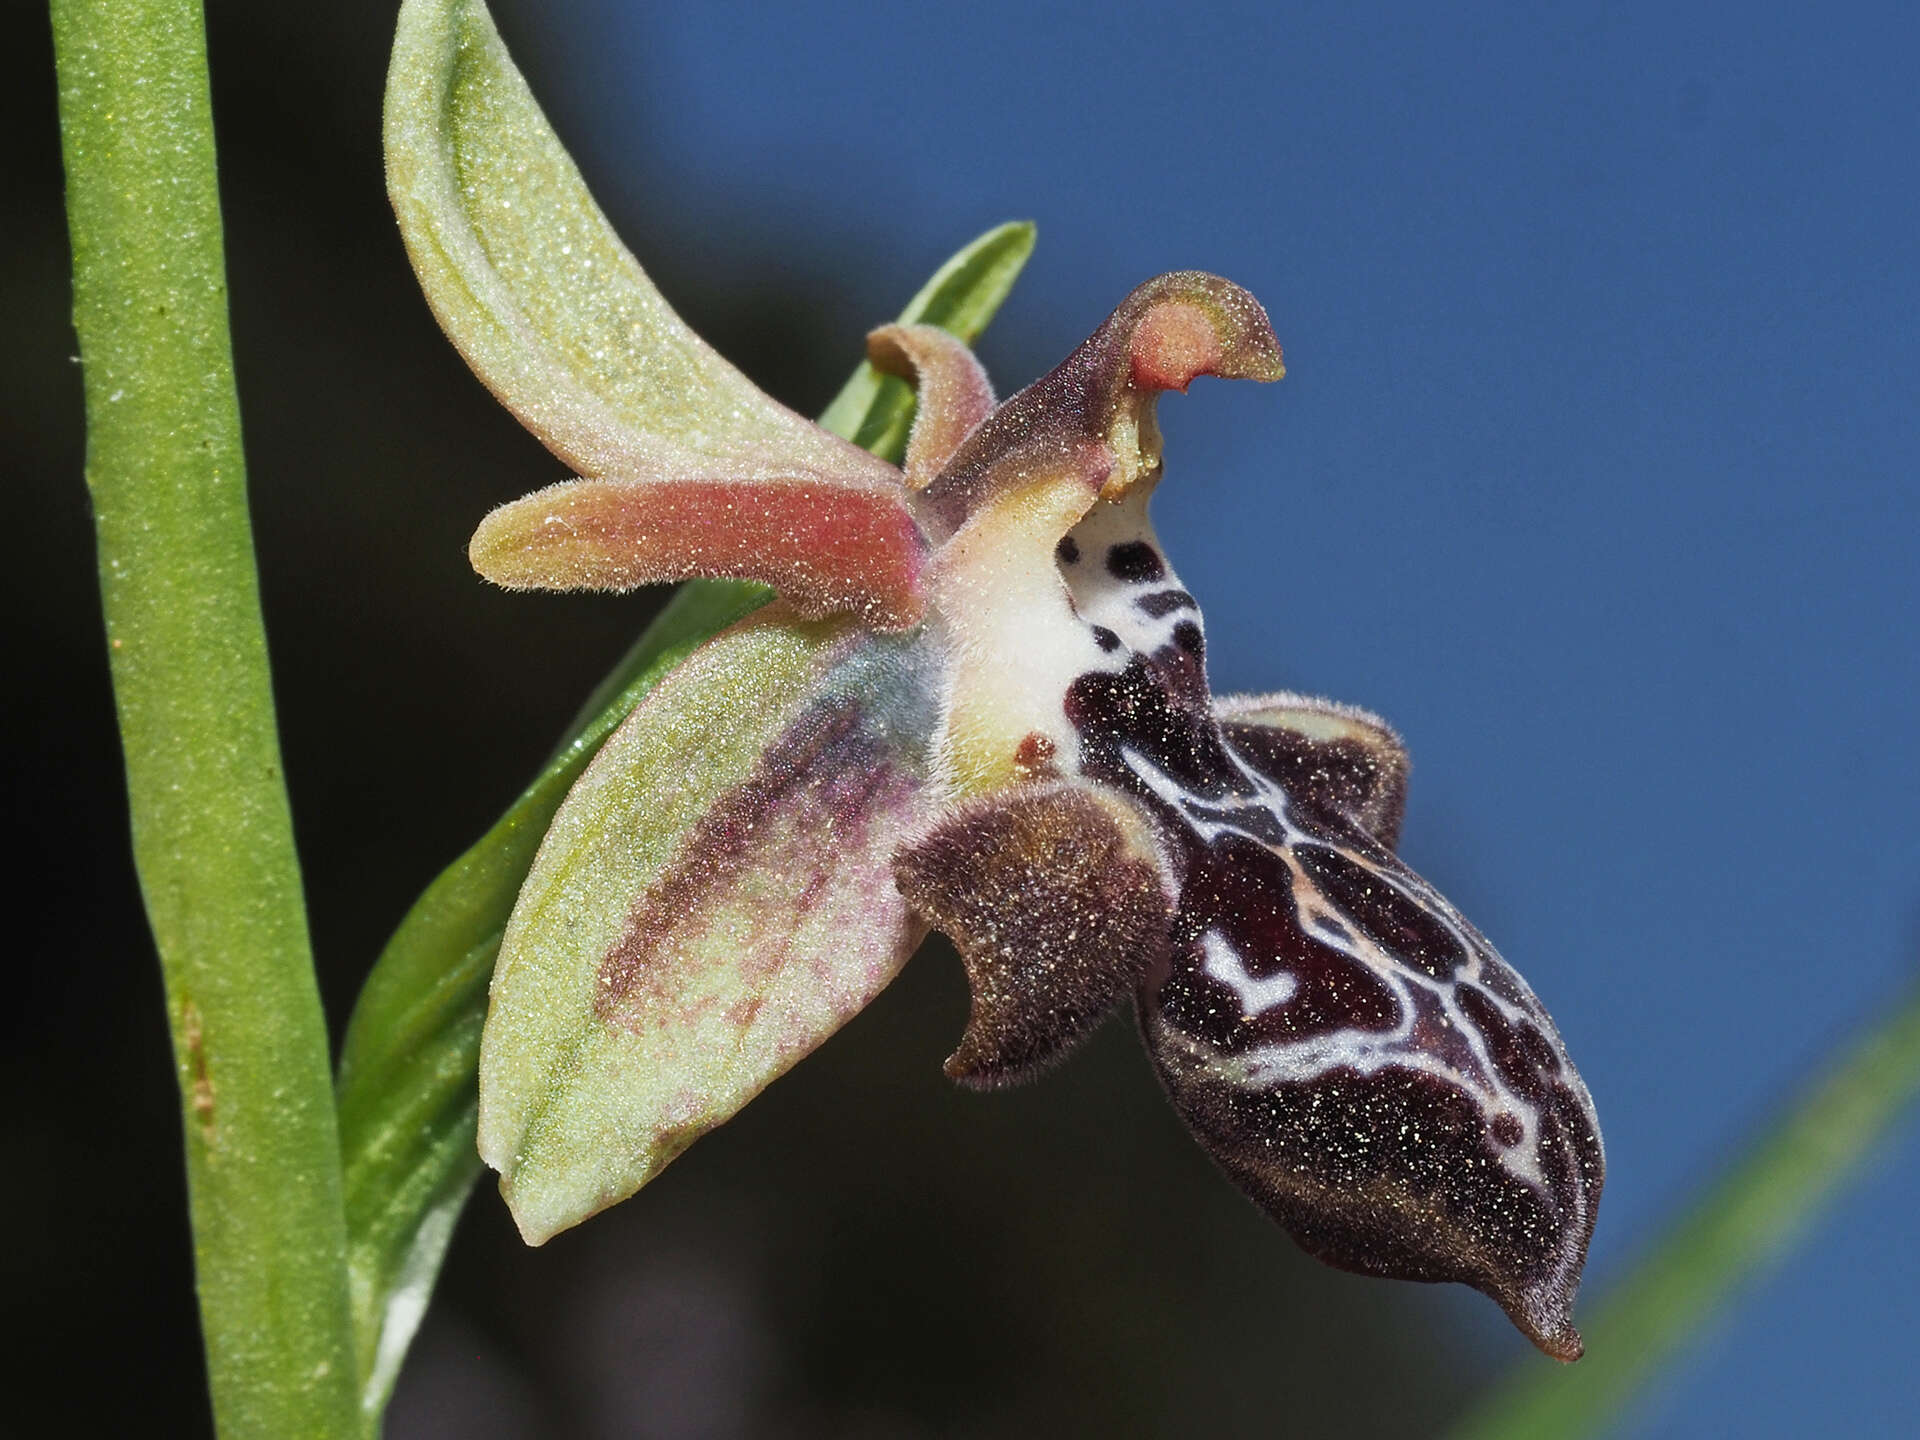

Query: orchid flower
[{"left": 389, "top": 0, "right": 1602, "bottom": 1362}]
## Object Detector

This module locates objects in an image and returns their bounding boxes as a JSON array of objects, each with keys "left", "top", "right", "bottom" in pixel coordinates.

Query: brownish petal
[{"left": 895, "top": 780, "right": 1173, "bottom": 1087}]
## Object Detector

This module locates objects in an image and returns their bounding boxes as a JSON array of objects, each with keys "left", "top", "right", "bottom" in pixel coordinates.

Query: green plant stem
[
  {"left": 1449, "top": 978, "right": 1920, "bottom": 1440},
  {"left": 50, "top": 2, "right": 363, "bottom": 1435}
]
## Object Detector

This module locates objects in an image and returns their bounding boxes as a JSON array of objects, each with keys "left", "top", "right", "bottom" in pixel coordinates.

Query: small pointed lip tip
[
  {"left": 1502, "top": 1286, "right": 1584, "bottom": 1361},
  {"left": 1529, "top": 1316, "right": 1585, "bottom": 1363}
]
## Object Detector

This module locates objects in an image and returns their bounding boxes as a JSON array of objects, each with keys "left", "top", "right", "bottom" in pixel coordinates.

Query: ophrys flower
[{"left": 388, "top": 0, "right": 1602, "bottom": 1360}]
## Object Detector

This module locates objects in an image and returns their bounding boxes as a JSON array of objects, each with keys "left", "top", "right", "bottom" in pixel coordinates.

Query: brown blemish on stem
[{"left": 181, "top": 1000, "right": 215, "bottom": 1137}]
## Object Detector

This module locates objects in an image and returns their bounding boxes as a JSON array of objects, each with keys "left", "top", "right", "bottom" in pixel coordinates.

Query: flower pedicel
[{"left": 389, "top": 0, "right": 1602, "bottom": 1361}]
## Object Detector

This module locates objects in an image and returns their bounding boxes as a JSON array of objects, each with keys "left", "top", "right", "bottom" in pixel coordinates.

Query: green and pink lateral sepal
[{"left": 390, "top": 0, "right": 1601, "bottom": 1361}]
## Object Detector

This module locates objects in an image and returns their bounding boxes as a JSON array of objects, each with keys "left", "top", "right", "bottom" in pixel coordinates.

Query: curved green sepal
[
  {"left": 385, "top": 0, "right": 893, "bottom": 489},
  {"left": 335, "top": 579, "right": 768, "bottom": 1413}
]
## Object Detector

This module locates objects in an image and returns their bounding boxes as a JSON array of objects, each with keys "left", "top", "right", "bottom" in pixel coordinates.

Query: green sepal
[
  {"left": 384, "top": 0, "right": 890, "bottom": 487},
  {"left": 479, "top": 617, "right": 943, "bottom": 1243},
  {"left": 335, "top": 579, "right": 768, "bottom": 1413}
]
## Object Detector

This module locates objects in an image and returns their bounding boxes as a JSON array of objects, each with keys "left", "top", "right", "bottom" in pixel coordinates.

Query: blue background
[{"left": 518, "top": 2, "right": 1920, "bottom": 1435}]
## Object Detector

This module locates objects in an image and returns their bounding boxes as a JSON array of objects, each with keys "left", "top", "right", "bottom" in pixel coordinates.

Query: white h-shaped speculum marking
[
  {"left": 1120, "top": 741, "right": 1553, "bottom": 1193},
  {"left": 1200, "top": 929, "right": 1301, "bottom": 1011}
]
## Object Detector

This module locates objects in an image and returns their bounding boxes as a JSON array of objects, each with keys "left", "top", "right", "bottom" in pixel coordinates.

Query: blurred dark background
[{"left": 7, "top": 2, "right": 1918, "bottom": 1437}]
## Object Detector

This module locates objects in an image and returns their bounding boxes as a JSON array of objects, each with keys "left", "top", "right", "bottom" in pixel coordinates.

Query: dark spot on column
[
  {"left": 1137, "top": 588, "right": 1196, "bottom": 618},
  {"left": 1172, "top": 621, "right": 1204, "bottom": 655},
  {"left": 1055, "top": 536, "right": 1080, "bottom": 564},
  {"left": 1491, "top": 1112, "right": 1525, "bottom": 1147},
  {"left": 1107, "top": 541, "right": 1164, "bottom": 582},
  {"left": 1013, "top": 731, "right": 1057, "bottom": 777},
  {"left": 1092, "top": 626, "right": 1122, "bottom": 652}
]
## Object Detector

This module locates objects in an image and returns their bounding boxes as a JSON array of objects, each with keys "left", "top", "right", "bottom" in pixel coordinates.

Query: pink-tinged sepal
[
  {"left": 894, "top": 779, "right": 1173, "bottom": 1087},
  {"left": 479, "top": 612, "right": 945, "bottom": 1243},
  {"left": 469, "top": 474, "right": 928, "bottom": 629}
]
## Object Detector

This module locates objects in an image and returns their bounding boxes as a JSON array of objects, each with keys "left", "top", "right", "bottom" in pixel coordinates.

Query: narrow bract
[{"left": 392, "top": 0, "right": 1603, "bottom": 1358}]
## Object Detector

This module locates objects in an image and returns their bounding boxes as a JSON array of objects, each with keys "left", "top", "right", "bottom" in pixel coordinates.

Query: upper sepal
[{"left": 386, "top": 0, "right": 899, "bottom": 491}]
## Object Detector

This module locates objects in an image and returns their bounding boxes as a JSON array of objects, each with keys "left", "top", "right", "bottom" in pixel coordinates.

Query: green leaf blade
[
  {"left": 818, "top": 219, "right": 1038, "bottom": 463},
  {"left": 1448, "top": 979, "right": 1920, "bottom": 1440}
]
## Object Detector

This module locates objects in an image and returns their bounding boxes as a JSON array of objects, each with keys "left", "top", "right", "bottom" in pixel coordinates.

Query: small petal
[
  {"left": 470, "top": 475, "right": 929, "bottom": 629},
  {"left": 895, "top": 780, "right": 1172, "bottom": 1086},
  {"left": 866, "top": 324, "right": 997, "bottom": 488}
]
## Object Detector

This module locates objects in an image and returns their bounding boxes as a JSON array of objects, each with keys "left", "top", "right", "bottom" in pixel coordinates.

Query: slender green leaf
[
  {"left": 817, "top": 219, "right": 1037, "bottom": 462},
  {"left": 346, "top": 5, "right": 1037, "bottom": 1403},
  {"left": 336, "top": 579, "right": 767, "bottom": 1411},
  {"left": 1448, "top": 979, "right": 1920, "bottom": 1440},
  {"left": 50, "top": 1, "right": 362, "bottom": 1434}
]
